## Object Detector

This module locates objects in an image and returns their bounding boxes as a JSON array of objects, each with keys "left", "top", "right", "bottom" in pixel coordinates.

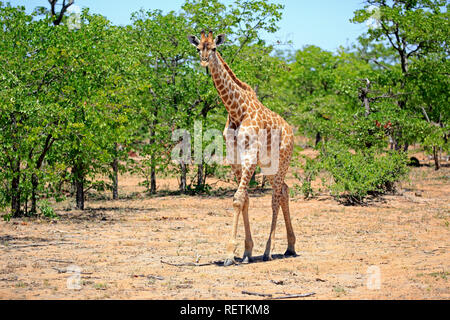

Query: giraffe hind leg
[
  {"left": 263, "top": 157, "right": 295, "bottom": 260},
  {"left": 281, "top": 182, "right": 296, "bottom": 257},
  {"left": 263, "top": 175, "right": 282, "bottom": 261}
]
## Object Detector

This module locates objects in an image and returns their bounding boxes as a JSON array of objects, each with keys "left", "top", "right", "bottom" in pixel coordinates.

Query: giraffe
[{"left": 188, "top": 31, "right": 296, "bottom": 266}]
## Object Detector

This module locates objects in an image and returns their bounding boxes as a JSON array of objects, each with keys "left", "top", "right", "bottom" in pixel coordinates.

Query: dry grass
[{"left": 0, "top": 155, "right": 449, "bottom": 300}]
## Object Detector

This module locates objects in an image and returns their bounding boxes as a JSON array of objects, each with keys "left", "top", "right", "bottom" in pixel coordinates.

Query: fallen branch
[
  {"left": 42, "top": 259, "right": 75, "bottom": 264},
  {"left": 160, "top": 259, "right": 219, "bottom": 267},
  {"left": 267, "top": 292, "right": 316, "bottom": 300},
  {"left": 242, "top": 291, "right": 273, "bottom": 298},
  {"left": 0, "top": 277, "right": 18, "bottom": 282},
  {"left": 4, "top": 242, "right": 76, "bottom": 249},
  {"left": 52, "top": 267, "right": 92, "bottom": 275},
  {"left": 132, "top": 274, "right": 165, "bottom": 281},
  {"left": 49, "top": 259, "right": 74, "bottom": 264}
]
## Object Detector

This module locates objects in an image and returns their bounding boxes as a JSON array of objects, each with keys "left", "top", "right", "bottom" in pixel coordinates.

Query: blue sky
[{"left": 8, "top": 0, "right": 368, "bottom": 52}]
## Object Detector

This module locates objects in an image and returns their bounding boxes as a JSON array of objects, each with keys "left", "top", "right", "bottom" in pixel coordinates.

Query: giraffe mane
[{"left": 216, "top": 51, "right": 256, "bottom": 97}]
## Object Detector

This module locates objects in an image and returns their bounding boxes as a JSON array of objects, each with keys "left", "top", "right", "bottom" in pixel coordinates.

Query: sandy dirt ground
[{"left": 0, "top": 155, "right": 449, "bottom": 300}]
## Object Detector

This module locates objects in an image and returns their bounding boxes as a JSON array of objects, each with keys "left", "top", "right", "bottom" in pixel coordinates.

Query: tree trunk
[
  {"left": 149, "top": 125, "right": 157, "bottom": 194},
  {"left": 203, "top": 163, "right": 208, "bottom": 186},
  {"left": 150, "top": 163, "right": 156, "bottom": 194},
  {"left": 10, "top": 112, "right": 21, "bottom": 217},
  {"left": 111, "top": 157, "right": 119, "bottom": 200},
  {"left": 197, "top": 162, "right": 204, "bottom": 189},
  {"left": 75, "top": 179, "right": 84, "bottom": 210},
  {"left": 31, "top": 173, "right": 39, "bottom": 213},
  {"left": 72, "top": 164, "right": 85, "bottom": 210},
  {"left": 403, "top": 143, "right": 409, "bottom": 153},
  {"left": 315, "top": 132, "right": 322, "bottom": 147},
  {"left": 30, "top": 134, "right": 55, "bottom": 214},
  {"left": 11, "top": 162, "right": 21, "bottom": 217},
  {"left": 24, "top": 192, "right": 28, "bottom": 216},
  {"left": 179, "top": 163, "right": 187, "bottom": 193},
  {"left": 433, "top": 146, "right": 440, "bottom": 171}
]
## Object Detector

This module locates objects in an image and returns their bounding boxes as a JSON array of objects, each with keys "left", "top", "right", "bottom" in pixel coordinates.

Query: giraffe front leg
[
  {"left": 223, "top": 165, "right": 241, "bottom": 266},
  {"left": 223, "top": 200, "right": 241, "bottom": 266},
  {"left": 223, "top": 163, "right": 256, "bottom": 266}
]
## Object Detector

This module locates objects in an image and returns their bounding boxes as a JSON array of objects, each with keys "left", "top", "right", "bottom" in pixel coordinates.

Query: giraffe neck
[{"left": 209, "top": 51, "right": 255, "bottom": 124}]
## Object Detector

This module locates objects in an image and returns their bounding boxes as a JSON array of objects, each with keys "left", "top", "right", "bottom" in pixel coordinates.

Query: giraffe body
[{"left": 188, "top": 31, "right": 296, "bottom": 265}]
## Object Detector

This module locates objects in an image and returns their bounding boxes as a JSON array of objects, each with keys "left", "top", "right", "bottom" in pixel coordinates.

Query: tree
[
  {"left": 128, "top": 0, "right": 285, "bottom": 194},
  {"left": 130, "top": 9, "right": 197, "bottom": 194},
  {"left": 0, "top": 4, "right": 71, "bottom": 216},
  {"left": 352, "top": 0, "right": 449, "bottom": 166},
  {"left": 52, "top": 10, "right": 139, "bottom": 209},
  {"left": 182, "top": 0, "right": 285, "bottom": 191},
  {"left": 283, "top": 42, "right": 411, "bottom": 203}
]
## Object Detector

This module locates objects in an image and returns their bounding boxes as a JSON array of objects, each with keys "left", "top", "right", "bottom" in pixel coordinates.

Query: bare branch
[
  {"left": 380, "top": 22, "right": 400, "bottom": 51},
  {"left": 242, "top": 291, "right": 273, "bottom": 298},
  {"left": 268, "top": 292, "right": 316, "bottom": 300},
  {"left": 421, "top": 106, "right": 431, "bottom": 123},
  {"left": 48, "top": 0, "right": 74, "bottom": 26},
  {"left": 370, "top": 58, "right": 390, "bottom": 69},
  {"left": 160, "top": 259, "right": 219, "bottom": 267},
  {"left": 406, "top": 42, "right": 424, "bottom": 58}
]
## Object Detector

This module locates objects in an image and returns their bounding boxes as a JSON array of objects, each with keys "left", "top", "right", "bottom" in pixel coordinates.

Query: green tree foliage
[
  {"left": 352, "top": 0, "right": 449, "bottom": 167},
  {"left": 0, "top": 0, "right": 448, "bottom": 215},
  {"left": 129, "top": 9, "right": 197, "bottom": 193},
  {"left": 0, "top": 3, "right": 138, "bottom": 213},
  {"left": 284, "top": 0, "right": 448, "bottom": 203},
  {"left": 127, "top": 0, "right": 285, "bottom": 194},
  {"left": 0, "top": 4, "right": 68, "bottom": 215},
  {"left": 284, "top": 44, "right": 412, "bottom": 203}
]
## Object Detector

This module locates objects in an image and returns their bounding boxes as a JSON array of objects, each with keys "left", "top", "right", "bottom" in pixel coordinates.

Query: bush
[
  {"left": 38, "top": 200, "right": 58, "bottom": 219},
  {"left": 321, "top": 144, "right": 409, "bottom": 204}
]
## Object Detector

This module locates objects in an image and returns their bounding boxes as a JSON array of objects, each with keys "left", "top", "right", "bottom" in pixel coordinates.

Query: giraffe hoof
[
  {"left": 242, "top": 256, "right": 254, "bottom": 264},
  {"left": 263, "top": 254, "right": 273, "bottom": 262},
  {"left": 223, "top": 258, "right": 236, "bottom": 267},
  {"left": 284, "top": 249, "right": 297, "bottom": 257}
]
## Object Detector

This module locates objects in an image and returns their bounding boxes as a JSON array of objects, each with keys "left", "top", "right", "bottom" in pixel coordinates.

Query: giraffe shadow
[{"left": 214, "top": 253, "right": 299, "bottom": 267}]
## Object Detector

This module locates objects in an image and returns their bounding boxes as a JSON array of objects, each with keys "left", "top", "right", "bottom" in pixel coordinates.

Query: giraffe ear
[
  {"left": 188, "top": 35, "right": 200, "bottom": 47},
  {"left": 215, "top": 34, "right": 226, "bottom": 46}
]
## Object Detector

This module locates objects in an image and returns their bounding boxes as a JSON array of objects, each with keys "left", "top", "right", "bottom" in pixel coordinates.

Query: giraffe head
[{"left": 188, "top": 30, "right": 225, "bottom": 67}]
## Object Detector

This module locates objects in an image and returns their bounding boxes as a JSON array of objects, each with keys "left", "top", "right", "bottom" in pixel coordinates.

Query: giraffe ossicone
[{"left": 188, "top": 30, "right": 296, "bottom": 266}]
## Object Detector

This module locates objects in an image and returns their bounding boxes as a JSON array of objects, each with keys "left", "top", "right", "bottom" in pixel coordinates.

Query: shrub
[
  {"left": 321, "top": 144, "right": 409, "bottom": 204},
  {"left": 38, "top": 200, "right": 58, "bottom": 219}
]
